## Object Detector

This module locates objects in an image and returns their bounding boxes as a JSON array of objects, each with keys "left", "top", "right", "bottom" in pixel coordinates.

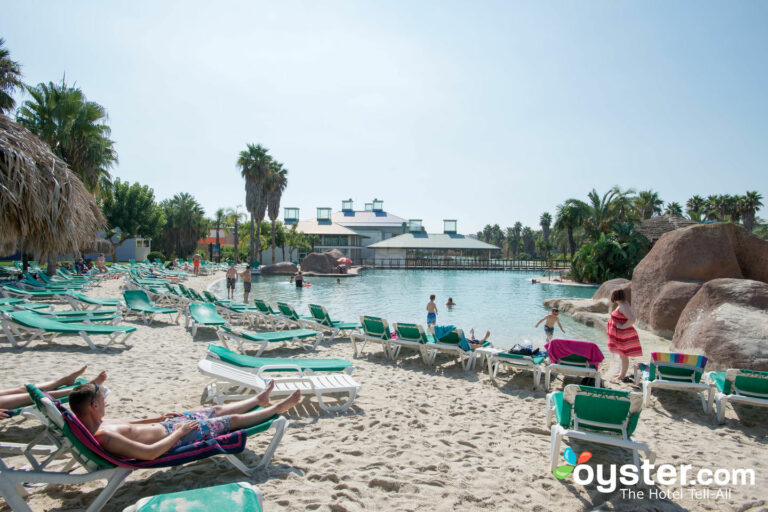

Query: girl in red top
[{"left": 606, "top": 288, "right": 642, "bottom": 383}]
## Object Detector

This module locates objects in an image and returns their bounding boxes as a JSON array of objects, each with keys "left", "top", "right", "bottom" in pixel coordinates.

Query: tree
[
  {"left": 539, "top": 212, "right": 552, "bottom": 245},
  {"left": 17, "top": 79, "right": 117, "bottom": 197},
  {"left": 101, "top": 179, "right": 165, "bottom": 263},
  {"left": 224, "top": 206, "right": 246, "bottom": 263},
  {"left": 265, "top": 160, "right": 288, "bottom": 263},
  {"left": 0, "top": 38, "right": 23, "bottom": 115},
  {"left": 237, "top": 143, "right": 272, "bottom": 265},
  {"left": 567, "top": 188, "right": 618, "bottom": 242},
  {"left": 742, "top": 191, "right": 764, "bottom": 232},
  {"left": 609, "top": 186, "right": 637, "bottom": 223},
  {"left": 664, "top": 202, "right": 683, "bottom": 217},
  {"left": 214, "top": 208, "right": 225, "bottom": 262},
  {"left": 686, "top": 195, "right": 705, "bottom": 220},
  {"left": 521, "top": 226, "right": 535, "bottom": 257},
  {"left": 159, "top": 193, "right": 207, "bottom": 258},
  {"left": 489, "top": 224, "right": 504, "bottom": 250},
  {"left": 634, "top": 190, "right": 664, "bottom": 220},
  {"left": 554, "top": 202, "right": 586, "bottom": 260},
  {"left": 285, "top": 224, "right": 309, "bottom": 261},
  {"left": 511, "top": 222, "right": 522, "bottom": 258}
]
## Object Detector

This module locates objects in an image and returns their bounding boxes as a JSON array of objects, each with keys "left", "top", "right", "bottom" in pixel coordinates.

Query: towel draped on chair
[{"left": 545, "top": 338, "right": 605, "bottom": 368}]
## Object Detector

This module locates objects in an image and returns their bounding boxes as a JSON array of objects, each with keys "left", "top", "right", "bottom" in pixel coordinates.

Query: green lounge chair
[
  {"left": 1, "top": 310, "right": 135, "bottom": 350},
  {"left": 206, "top": 343, "right": 354, "bottom": 374},
  {"left": 186, "top": 303, "right": 227, "bottom": 335},
  {"left": 0, "top": 297, "right": 24, "bottom": 306},
  {"left": 634, "top": 352, "right": 713, "bottom": 413},
  {"left": 35, "top": 309, "right": 122, "bottom": 325},
  {"left": 425, "top": 327, "right": 472, "bottom": 368},
  {"left": 215, "top": 300, "right": 260, "bottom": 327},
  {"left": 349, "top": 316, "right": 392, "bottom": 358},
  {"left": 64, "top": 292, "right": 124, "bottom": 311},
  {"left": 485, "top": 349, "right": 548, "bottom": 389},
  {"left": 123, "top": 482, "right": 263, "bottom": 512},
  {"left": 217, "top": 325, "right": 324, "bottom": 355},
  {"left": 705, "top": 369, "right": 768, "bottom": 424},
  {"left": 0, "top": 385, "right": 286, "bottom": 512},
  {"left": 545, "top": 384, "right": 654, "bottom": 472},
  {"left": 1, "top": 285, "right": 67, "bottom": 301},
  {"left": 275, "top": 302, "right": 314, "bottom": 329},
  {"left": 390, "top": 322, "right": 432, "bottom": 363},
  {"left": 122, "top": 290, "right": 179, "bottom": 325},
  {"left": 198, "top": 352, "right": 361, "bottom": 413},
  {"left": 252, "top": 299, "right": 287, "bottom": 330},
  {"left": 545, "top": 351, "right": 601, "bottom": 390},
  {"left": 307, "top": 304, "right": 361, "bottom": 341}
]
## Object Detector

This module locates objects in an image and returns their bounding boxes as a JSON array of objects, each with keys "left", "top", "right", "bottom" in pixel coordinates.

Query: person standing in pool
[
  {"left": 295, "top": 271, "right": 304, "bottom": 288},
  {"left": 426, "top": 294, "right": 438, "bottom": 332},
  {"left": 225, "top": 264, "right": 237, "bottom": 300},
  {"left": 239, "top": 264, "right": 252, "bottom": 303},
  {"left": 606, "top": 289, "right": 642, "bottom": 384}
]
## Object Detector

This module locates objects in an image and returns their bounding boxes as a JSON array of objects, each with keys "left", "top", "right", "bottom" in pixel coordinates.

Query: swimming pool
[{"left": 209, "top": 269, "right": 602, "bottom": 350}]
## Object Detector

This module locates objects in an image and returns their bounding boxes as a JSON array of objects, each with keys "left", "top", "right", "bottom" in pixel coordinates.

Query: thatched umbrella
[{"left": 0, "top": 114, "right": 106, "bottom": 259}]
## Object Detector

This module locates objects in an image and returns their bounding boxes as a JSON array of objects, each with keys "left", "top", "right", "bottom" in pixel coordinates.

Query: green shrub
[
  {"left": 147, "top": 251, "right": 165, "bottom": 262},
  {"left": 571, "top": 228, "right": 649, "bottom": 283}
]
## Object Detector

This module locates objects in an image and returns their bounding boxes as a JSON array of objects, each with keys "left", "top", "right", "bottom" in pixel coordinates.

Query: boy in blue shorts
[
  {"left": 535, "top": 308, "right": 565, "bottom": 341},
  {"left": 426, "top": 294, "right": 438, "bottom": 331}
]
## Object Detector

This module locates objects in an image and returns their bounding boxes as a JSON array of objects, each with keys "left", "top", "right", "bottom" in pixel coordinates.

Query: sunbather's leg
[
  {"left": 0, "top": 365, "right": 87, "bottom": 397},
  {"left": 212, "top": 380, "right": 275, "bottom": 416},
  {"left": 229, "top": 390, "right": 302, "bottom": 430},
  {"left": 0, "top": 370, "right": 105, "bottom": 410}
]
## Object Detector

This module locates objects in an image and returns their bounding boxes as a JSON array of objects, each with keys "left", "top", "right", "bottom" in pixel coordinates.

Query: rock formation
[
  {"left": 673, "top": 279, "right": 768, "bottom": 370},
  {"left": 301, "top": 249, "right": 346, "bottom": 274},
  {"left": 631, "top": 223, "right": 768, "bottom": 335},
  {"left": 260, "top": 262, "right": 298, "bottom": 274},
  {"left": 592, "top": 278, "right": 632, "bottom": 303}
]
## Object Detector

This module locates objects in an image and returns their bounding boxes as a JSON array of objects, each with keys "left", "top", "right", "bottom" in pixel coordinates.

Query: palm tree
[
  {"left": 225, "top": 206, "right": 246, "bottom": 263},
  {"left": 567, "top": 188, "right": 617, "bottom": 242},
  {"left": 664, "top": 202, "right": 683, "bottom": 217},
  {"left": 16, "top": 79, "right": 117, "bottom": 197},
  {"left": 686, "top": 195, "right": 705, "bottom": 220},
  {"left": 742, "top": 191, "right": 764, "bottom": 232},
  {"left": 634, "top": 190, "right": 664, "bottom": 219},
  {"left": 0, "top": 38, "right": 23, "bottom": 115},
  {"left": 609, "top": 186, "right": 637, "bottom": 222},
  {"left": 554, "top": 202, "right": 586, "bottom": 260},
  {"left": 214, "top": 208, "right": 225, "bottom": 262},
  {"left": 237, "top": 143, "right": 272, "bottom": 265},
  {"left": 521, "top": 227, "right": 535, "bottom": 257},
  {"left": 160, "top": 193, "right": 207, "bottom": 257},
  {"left": 265, "top": 160, "right": 288, "bottom": 263},
  {"left": 539, "top": 212, "right": 552, "bottom": 258},
  {"left": 704, "top": 195, "right": 721, "bottom": 221}
]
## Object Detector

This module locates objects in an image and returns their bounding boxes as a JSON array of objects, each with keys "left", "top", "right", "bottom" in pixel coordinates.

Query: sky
[{"left": 3, "top": 1, "right": 767, "bottom": 234}]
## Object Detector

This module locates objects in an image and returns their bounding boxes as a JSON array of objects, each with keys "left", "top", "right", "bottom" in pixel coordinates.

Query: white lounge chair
[
  {"left": 198, "top": 358, "right": 361, "bottom": 413},
  {"left": 485, "top": 349, "right": 547, "bottom": 389}
]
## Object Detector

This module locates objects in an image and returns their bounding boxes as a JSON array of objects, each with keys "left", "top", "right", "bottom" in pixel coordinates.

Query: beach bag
[{"left": 508, "top": 344, "right": 539, "bottom": 357}]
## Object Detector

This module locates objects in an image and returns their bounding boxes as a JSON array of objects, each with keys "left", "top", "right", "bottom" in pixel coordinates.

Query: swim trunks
[
  {"left": 161, "top": 407, "right": 232, "bottom": 448},
  {"left": 427, "top": 312, "right": 436, "bottom": 324},
  {"left": 243, "top": 282, "right": 251, "bottom": 293},
  {"left": 193, "top": 261, "right": 200, "bottom": 268},
  {"left": 226, "top": 278, "right": 236, "bottom": 289},
  {"left": 544, "top": 326, "right": 554, "bottom": 336},
  {"left": 296, "top": 280, "right": 303, "bottom": 288}
]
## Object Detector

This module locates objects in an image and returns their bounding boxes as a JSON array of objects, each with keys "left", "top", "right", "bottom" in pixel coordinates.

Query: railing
[{"left": 362, "top": 258, "right": 571, "bottom": 270}]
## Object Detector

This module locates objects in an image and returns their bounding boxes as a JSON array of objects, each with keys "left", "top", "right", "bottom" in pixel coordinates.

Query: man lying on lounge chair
[
  {"left": 68, "top": 379, "right": 301, "bottom": 460},
  {"left": 0, "top": 365, "right": 106, "bottom": 418}
]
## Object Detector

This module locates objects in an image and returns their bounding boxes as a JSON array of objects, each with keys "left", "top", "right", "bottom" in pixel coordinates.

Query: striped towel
[{"left": 651, "top": 352, "right": 708, "bottom": 368}]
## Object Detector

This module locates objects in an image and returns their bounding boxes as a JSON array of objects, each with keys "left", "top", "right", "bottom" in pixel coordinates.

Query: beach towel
[
  {"left": 651, "top": 352, "right": 707, "bottom": 368},
  {"left": 434, "top": 325, "right": 471, "bottom": 351},
  {"left": 545, "top": 338, "right": 605, "bottom": 369}
]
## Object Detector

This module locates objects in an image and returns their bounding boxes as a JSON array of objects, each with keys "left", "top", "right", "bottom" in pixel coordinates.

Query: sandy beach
[{"left": 1, "top": 274, "right": 767, "bottom": 512}]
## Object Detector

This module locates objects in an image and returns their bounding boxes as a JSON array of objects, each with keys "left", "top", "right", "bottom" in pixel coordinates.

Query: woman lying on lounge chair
[{"left": 0, "top": 365, "right": 106, "bottom": 418}]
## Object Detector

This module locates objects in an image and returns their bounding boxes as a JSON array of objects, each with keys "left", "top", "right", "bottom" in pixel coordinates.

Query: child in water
[{"left": 535, "top": 308, "right": 565, "bottom": 341}]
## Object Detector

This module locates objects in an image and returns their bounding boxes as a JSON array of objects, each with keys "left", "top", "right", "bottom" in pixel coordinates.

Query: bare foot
[
  {"left": 91, "top": 371, "right": 107, "bottom": 386},
  {"left": 483, "top": 330, "right": 490, "bottom": 340},
  {"left": 59, "top": 365, "right": 88, "bottom": 387},
  {"left": 275, "top": 390, "right": 302, "bottom": 413},
  {"left": 469, "top": 328, "right": 475, "bottom": 339},
  {"left": 255, "top": 380, "right": 275, "bottom": 407}
]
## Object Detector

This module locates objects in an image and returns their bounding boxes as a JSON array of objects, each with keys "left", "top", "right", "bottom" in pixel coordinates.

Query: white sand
[{"left": 1, "top": 274, "right": 767, "bottom": 511}]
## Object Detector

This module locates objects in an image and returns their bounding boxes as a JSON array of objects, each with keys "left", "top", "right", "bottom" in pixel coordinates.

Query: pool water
[{"left": 209, "top": 269, "right": 603, "bottom": 350}]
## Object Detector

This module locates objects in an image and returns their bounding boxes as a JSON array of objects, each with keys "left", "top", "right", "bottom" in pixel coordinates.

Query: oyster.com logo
[{"left": 553, "top": 447, "right": 591, "bottom": 479}]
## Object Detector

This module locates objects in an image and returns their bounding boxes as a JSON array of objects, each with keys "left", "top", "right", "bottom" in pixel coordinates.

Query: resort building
[
  {"left": 283, "top": 199, "right": 408, "bottom": 263},
  {"left": 368, "top": 219, "right": 501, "bottom": 267}
]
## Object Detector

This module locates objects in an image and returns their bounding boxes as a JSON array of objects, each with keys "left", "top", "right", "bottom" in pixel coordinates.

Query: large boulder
[
  {"left": 301, "top": 249, "right": 346, "bottom": 274},
  {"left": 592, "top": 278, "right": 632, "bottom": 303},
  {"left": 260, "top": 262, "right": 298, "bottom": 275},
  {"left": 632, "top": 223, "right": 768, "bottom": 335},
  {"left": 673, "top": 279, "right": 768, "bottom": 370}
]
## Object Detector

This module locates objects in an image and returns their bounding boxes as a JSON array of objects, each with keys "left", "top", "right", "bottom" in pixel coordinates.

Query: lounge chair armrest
[{"left": 257, "top": 364, "right": 305, "bottom": 377}]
